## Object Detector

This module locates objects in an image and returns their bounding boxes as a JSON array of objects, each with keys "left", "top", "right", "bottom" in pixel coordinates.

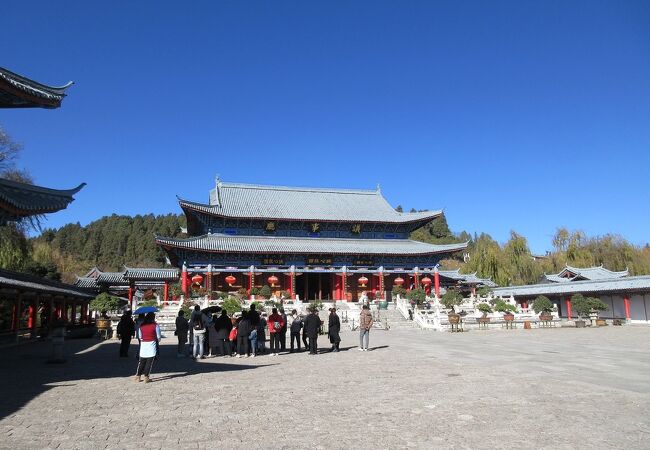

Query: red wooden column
[
  {"left": 434, "top": 267, "right": 440, "bottom": 298},
  {"left": 413, "top": 269, "right": 420, "bottom": 290},
  {"left": 624, "top": 296, "right": 631, "bottom": 321},
  {"left": 379, "top": 269, "right": 384, "bottom": 300},
  {"left": 181, "top": 263, "right": 189, "bottom": 298},
  {"left": 29, "top": 297, "right": 38, "bottom": 338},
  {"left": 565, "top": 297, "right": 572, "bottom": 319},
  {"left": 128, "top": 283, "right": 134, "bottom": 311},
  {"left": 248, "top": 266, "right": 255, "bottom": 295},
  {"left": 163, "top": 281, "right": 169, "bottom": 303},
  {"left": 342, "top": 270, "right": 347, "bottom": 302}
]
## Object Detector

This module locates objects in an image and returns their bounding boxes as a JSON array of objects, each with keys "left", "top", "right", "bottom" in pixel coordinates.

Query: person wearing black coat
[
  {"left": 116, "top": 311, "right": 135, "bottom": 357},
  {"left": 213, "top": 310, "right": 233, "bottom": 356},
  {"left": 328, "top": 308, "right": 341, "bottom": 352},
  {"left": 303, "top": 309, "right": 322, "bottom": 355},
  {"left": 236, "top": 311, "right": 252, "bottom": 357}
]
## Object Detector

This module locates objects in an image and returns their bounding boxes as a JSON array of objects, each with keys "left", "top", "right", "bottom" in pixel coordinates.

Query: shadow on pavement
[{"left": 0, "top": 337, "right": 268, "bottom": 420}]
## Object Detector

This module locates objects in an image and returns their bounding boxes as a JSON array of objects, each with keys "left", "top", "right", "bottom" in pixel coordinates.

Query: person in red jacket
[{"left": 267, "top": 307, "right": 285, "bottom": 356}]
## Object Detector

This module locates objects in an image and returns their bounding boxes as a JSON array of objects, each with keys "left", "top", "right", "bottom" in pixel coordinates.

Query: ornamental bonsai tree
[
  {"left": 493, "top": 299, "right": 517, "bottom": 315},
  {"left": 392, "top": 285, "right": 407, "bottom": 298},
  {"left": 477, "top": 302, "right": 492, "bottom": 317},
  {"left": 259, "top": 285, "right": 272, "bottom": 299},
  {"left": 222, "top": 297, "right": 242, "bottom": 315},
  {"left": 532, "top": 295, "right": 554, "bottom": 316},
  {"left": 406, "top": 288, "right": 426, "bottom": 306},
  {"left": 441, "top": 289, "right": 463, "bottom": 312},
  {"left": 572, "top": 294, "right": 608, "bottom": 321},
  {"left": 89, "top": 292, "right": 120, "bottom": 316},
  {"left": 249, "top": 286, "right": 261, "bottom": 297}
]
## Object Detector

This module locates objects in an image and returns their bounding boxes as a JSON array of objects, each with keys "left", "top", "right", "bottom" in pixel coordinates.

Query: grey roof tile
[
  {"left": 0, "top": 178, "right": 85, "bottom": 216},
  {"left": 493, "top": 276, "right": 650, "bottom": 297},
  {"left": 123, "top": 267, "right": 179, "bottom": 280}
]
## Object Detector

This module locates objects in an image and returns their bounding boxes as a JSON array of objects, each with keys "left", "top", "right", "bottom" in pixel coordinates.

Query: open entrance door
[{"left": 295, "top": 273, "right": 333, "bottom": 301}]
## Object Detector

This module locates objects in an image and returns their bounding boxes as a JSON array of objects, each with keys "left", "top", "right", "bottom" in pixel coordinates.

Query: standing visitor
[
  {"left": 301, "top": 313, "right": 309, "bottom": 349},
  {"left": 189, "top": 305, "right": 207, "bottom": 359},
  {"left": 359, "top": 304, "right": 373, "bottom": 351},
  {"left": 134, "top": 313, "right": 145, "bottom": 359},
  {"left": 208, "top": 314, "right": 221, "bottom": 357},
  {"left": 174, "top": 310, "right": 189, "bottom": 358},
  {"left": 213, "top": 310, "right": 232, "bottom": 357},
  {"left": 303, "top": 307, "right": 321, "bottom": 355},
  {"left": 257, "top": 312, "right": 268, "bottom": 354},
  {"left": 328, "top": 308, "right": 341, "bottom": 352},
  {"left": 228, "top": 318, "right": 239, "bottom": 356},
  {"left": 268, "top": 307, "right": 285, "bottom": 356},
  {"left": 236, "top": 311, "right": 252, "bottom": 357},
  {"left": 116, "top": 311, "right": 135, "bottom": 358},
  {"left": 134, "top": 312, "right": 161, "bottom": 383},
  {"left": 279, "top": 308, "right": 288, "bottom": 351},
  {"left": 289, "top": 309, "right": 303, "bottom": 352}
]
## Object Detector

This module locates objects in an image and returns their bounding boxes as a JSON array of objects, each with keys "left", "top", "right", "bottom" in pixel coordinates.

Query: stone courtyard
[{"left": 1, "top": 326, "right": 649, "bottom": 449}]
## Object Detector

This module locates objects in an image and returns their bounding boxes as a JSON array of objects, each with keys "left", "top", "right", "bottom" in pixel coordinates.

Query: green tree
[{"left": 89, "top": 292, "right": 121, "bottom": 313}]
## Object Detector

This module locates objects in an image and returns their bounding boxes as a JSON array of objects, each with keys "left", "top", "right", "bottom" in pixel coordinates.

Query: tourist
[
  {"left": 236, "top": 311, "right": 251, "bottom": 357},
  {"left": 268, "top": 307, "right": 284, "bottom": 356},
  {"left": 208, "top": 314, "right": 221, "bottom": 357},
  {"left": 279, "top": 307, "right": 288, "bottom": 351},
  {"left": 359, "top": 291, "right": 368, "bottom": 306},
  {"left": 359, "top": 304, "right": 373, "bottom": 351},
  {"left": 249, "top": 303, "right": 261, "bottom": 328},
  {"left": 257, "top": 312, "right": 268, "bottom": 354},
  {"left": 174, "top": 310, "right": 189, "bottom": 358},
  {"left": 301, "top": 313, "right": 309, "bottom": 349},
  {"left": 249, "top": 325, "right": 258, "bottom": 357},
  {"left": 289, "top": 309, "right": 303, "bottom": 352},
  {"left": 134, "top": 312, "right": 160, "bottom": 383},
  {"left": 328, "top": 307, "right": 341, "bottom": 352},
  {"left": 213, "top": 310, "right": 233, "bottom": 357},
  {"left": 303, "top": 307, "right": 321, "bottom": 355},
  {"left": 134, "top": 313, "right": 145, "bottom": 359},
  {"left": 116, "top": 311, "right": 135, "bottom": 357},
  {"left": 189, "top": 305, "right": 208, "bottom": 359},
  {"left": 228, "top": 318, "right": 239, "bottom": 356}
]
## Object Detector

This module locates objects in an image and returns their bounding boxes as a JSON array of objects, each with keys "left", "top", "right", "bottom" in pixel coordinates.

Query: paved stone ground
[{"left": 1, "top": 326, "right": 649, "bottom": 449}]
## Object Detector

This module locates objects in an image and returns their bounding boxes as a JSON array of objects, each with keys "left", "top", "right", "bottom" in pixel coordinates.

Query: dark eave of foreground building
[
  {"left": 0, "top": 178, "right": 85, "bottom": 223},
  {"left": 155, "top": 233, "right": 468, "bottom": 256}
]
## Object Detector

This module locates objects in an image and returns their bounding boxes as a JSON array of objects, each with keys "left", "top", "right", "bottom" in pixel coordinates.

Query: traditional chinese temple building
[
  {"left": 156, "top": 179, "right": 469, "bottom": 301},
  {"left": 0, "top": 66, "right": 72, "bottom": 109},
  {"left": 493, "top": 265, "right": 650, "bottom": 323}
]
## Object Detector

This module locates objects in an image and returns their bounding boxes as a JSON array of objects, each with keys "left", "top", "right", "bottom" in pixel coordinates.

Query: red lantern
[
  {"left": 225, "top": 275, "right": 236, "bottom": 286},
  {"left": 191, "top": 274, "right": 203, "bottom": 284},
  {"left": 394, "top": 277, "right": 405, "bottom": 286},
  {"left": 421, "top": 277, "right": 432, "bottom": 287},
  {"left": 358, "top": 276, "right": 368, "bottom": 287},
  {"left": 268, "top": 275, "right": 279, "bottom": 287}
]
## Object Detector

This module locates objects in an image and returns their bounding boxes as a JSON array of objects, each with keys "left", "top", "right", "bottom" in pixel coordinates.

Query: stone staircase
[
  {"left": 373, "top": 305, "right": 416, "bottom": 330},
  {"left": 155, "top": 304, "right": 181, "bottom": 332}
]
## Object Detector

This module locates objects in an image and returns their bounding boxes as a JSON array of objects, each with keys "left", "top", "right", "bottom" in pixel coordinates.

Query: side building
[{"left": 156, "top": 179, "right": 468, "bottom": 301}]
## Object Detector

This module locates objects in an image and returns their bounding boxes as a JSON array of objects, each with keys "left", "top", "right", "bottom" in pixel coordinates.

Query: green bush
[
  {"left": 532, "top": 295, "right": 554, "bottom": 314},
  {"left": 477, "top": 302, "right": 492, "bottom": 315},
  {"left": 392, "top": 285, "right": 407, "bottom": 298},
  {"left": 406, "top": 288, "right": 426, "bottom": 306},
  {"left": 250, "top": 286, "right": 260, "bottom": 296},
  {"left": 250, "top": 301, "right": 264, "bottom": 312},
  {"left": 280, "top": 290, "right": 291, "bottom": 299},
  {"left": 90, "top": 292, "right": 120, "bottom": 313},
  {"left": 222, "top": 297, "right": 242, "bottom": 315},
  {"left": 573, "top": 295, "right": 608, "bottom": 318},
  {"left": 180, "top": 303, "right": 192, "bottom": 319},
  {"left": 139, "top": 299, "right": 158, "bottom": 308},
  {"left": 494, "top": 299, "right": 517, "bottom": 314},
  {"left": 309, "top": 300, "right": 324, "bottom": 311},
  {"left": 441, "top": 289, "right": 463, "bottom": 311},
  {"left": 237, "top": 288, "right": 248, "bottom": 298},
  {"left": 587, "top": 297, "right": 608, "bottom": 312},
  {"left": 259, "top": 285, "right": 272, "bottom": 298}
]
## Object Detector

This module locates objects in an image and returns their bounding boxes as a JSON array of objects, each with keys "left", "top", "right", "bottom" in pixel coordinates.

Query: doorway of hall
[{"left": 295, "top": 273, "right": 332, "bottom": 301}]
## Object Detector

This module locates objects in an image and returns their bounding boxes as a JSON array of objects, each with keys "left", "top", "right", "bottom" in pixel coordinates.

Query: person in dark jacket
[
  {"left": 213, "top": 310, "right": 233, "bottom": 357},
  {"left": 236, "top": 311, "right": 252, "bottom": 357},
  {"left": 117, "top": 311, "right": 135, "bottom": 357},
  {"left": 303, "top": 308, "right": 322, "bottom": 355},
  {"left": 289, "top": 309, "right": 303, "bottom": 352},
  {"left": 279, "top": 308, "right": 288, "bottom": 351},
  {"left": 174, "top": 310, "right": 189, "bottom": 357},
  {"left": 328, "top": 307, "right": 341, "bottom": 352}
]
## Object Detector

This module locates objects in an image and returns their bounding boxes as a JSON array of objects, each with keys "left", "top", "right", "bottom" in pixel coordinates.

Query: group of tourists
[{"left": 116, "top": 303, "right": 375, "bottom": 383}]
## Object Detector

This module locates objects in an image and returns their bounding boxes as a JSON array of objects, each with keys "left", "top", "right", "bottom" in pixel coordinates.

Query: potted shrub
[
  {"left": 406, "top": 288, "right": 426, "bottom": 309},
  {"left": 169, "top": 283, "right": 182, "bottom": 300},
  {"left": 259, "top": 285, "right": 272, "bottom": 299},
  {"left": 494, "top": 299, "right": 517, "bottom": 321},
  {"left": 90, "top": 293, "right": 120, "bottom": 329},
  {"left": 222, "top": 297, "right": 242, "bottom": 324},
  {"left": 532, "top": 295, "right": 554, "bottom": 322},
  {"left": 571, "top": 294, "right": 590, "bottom": 328},
  {"left": 392, "top": 285, "right": 407, "bottom": 300},
  {"left": 441, "top": 289, "right": 463, "bottom": 324},
  {"left": 588, "top": 297, "right": 608, "bottom": 326},
  {"left": 477, "top": 302, "right": 492, "bottom": 324}
]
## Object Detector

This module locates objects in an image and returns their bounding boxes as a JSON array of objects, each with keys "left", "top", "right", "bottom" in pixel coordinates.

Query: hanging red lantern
[
  {"left": 394, "top": 277, "right": 405, "bottom": 286},
  {"left": 421, "top": 277, "right": 432, "bottom": 287},
  {"left": 225, "top": 275, "right": 236, "bottom": 286},
  {"left": 268, "top": 275, "right": 279, "bottom": 287},
  {"left": 191, "top": 274, "right": 203, "bottom": 284},
  {"left": 358, "top": 276, "right": 368, "bottom": 287}
]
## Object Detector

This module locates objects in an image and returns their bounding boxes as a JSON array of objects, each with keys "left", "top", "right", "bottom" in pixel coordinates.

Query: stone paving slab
[{"left": 1, "top": 326, "right": 649, "bottom": 449}]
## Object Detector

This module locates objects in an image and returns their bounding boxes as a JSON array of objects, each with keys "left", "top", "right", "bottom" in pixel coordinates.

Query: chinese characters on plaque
[
  {"left": 351, "top": 224, "right": 361, "bottom": 234},
  {"left": 307, "top": 255, "right": 333, "bottom": 265},
  {"left": 265, "top": 221, "right": 276, "bottom": 232},
  {"left": 310, "top": 222, "right": 320, "bottom": 233},
  {"left": 262, "top": 257, "right": 284, "bottom": 265}
]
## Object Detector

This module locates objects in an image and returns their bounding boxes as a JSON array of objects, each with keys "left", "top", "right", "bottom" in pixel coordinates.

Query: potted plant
[
  {"left": 259, "top": 285, "right": 272, "bottom": 299},
  {"left": 90, "top": 293, "right": 120, "bottom": 329},
  {"left": 571, "top": 294, "right": 590, "bottom": 328},
  {"left": 441, "top": 289, "right": 463, "bottom": 324},
  {"left": 477, "top": 302, "right": 492, "bottom": 324},
  {"left": 588, "top": 297, "right": 608, "bottom": 326},
  {"left": 532, "top": 295, "right": 554, "bottom": 322},
  {"left": 494, "top": 299, "right": 517, "bottom": 321},
  {"left": 406, "top": 288, "right": 426, "bottom": 309},
  {"left": 392, "top": 285, "right": 407, "bottom": 300},
  {"left": 222, "top": 297, "right": 242, "bottom": 324}
]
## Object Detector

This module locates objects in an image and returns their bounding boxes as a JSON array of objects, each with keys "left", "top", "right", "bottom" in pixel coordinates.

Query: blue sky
[{"left": 2, "top": 0, "right": 649, "bottom": 253}]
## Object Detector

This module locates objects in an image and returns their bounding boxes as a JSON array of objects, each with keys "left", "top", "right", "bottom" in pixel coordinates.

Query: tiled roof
[
  {"left": 543, "top": 265, "right": 629, "bottom": 283},
  {"left": 180, "top": 181, "right": 442, "bottom": 223},
  {"left": 123, "top": 267, "right": 179, "bottom": 280},
  {"left": 0, "top": 178, "right": 85, "bottom": 219},
  {"left": 0, "top": 269, "right": 94, "bottom": 299},
  {"left": 438, "top": 269, "right": 497, "bottom": 287},
  {"left": 96, "top": 272, "right": 127, "bottom": 285},
  {"left": 156, "top": 233, "right": 467, "bottom": 256},
  {"left": 75, "top": 277, "right": 99, "bottom": 289},
  {"left": 493, "top": 276, "right": 650, "bottom": 297},
  {"left": 0, "top": 66, "right": 73, "bottom": 109}
]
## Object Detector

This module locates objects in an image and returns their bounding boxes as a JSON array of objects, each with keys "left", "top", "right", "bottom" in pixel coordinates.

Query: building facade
[{"left": 157, "top": 179, "right": 469, "bottom": 301}]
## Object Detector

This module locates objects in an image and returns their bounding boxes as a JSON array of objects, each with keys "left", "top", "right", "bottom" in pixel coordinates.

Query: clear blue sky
[{"left": 2, "top": 1, "right": 649, "bottom": 253}]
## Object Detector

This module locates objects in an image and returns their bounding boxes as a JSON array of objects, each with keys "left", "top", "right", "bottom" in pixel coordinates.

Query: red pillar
[
  {"left": 434, "top": 268, "right": 440, "bottom": 298},
  {"left": 342, "top": 272, "right": 347, "bottom": 302},
  {"left": 163, "top": 281, "right": 169, "bottom": 303},
  {"left": 565, "top": 297, "right": 572, "bottom": 319},
  {"left": 414, "top": 272, "right": 420, "bottom": 290},
  {"left": 181, "top": 264, "right": 189, "bottom": 298},
  {"left": 624, "top": 296, "right": 631, "bottom": 320},
  {"left": 128, "top": 286, "right": 134, "bottom": 311},
  {"left": 379, "top": 272, "right": 384, "bottom": 300},
  {"left": 248, "top": 270, "right": 254, "bottom": 294}
]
